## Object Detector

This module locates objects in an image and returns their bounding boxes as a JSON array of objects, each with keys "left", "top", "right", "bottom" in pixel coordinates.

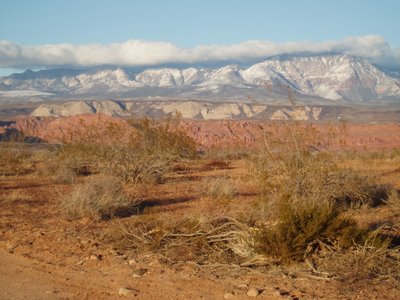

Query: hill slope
[{"left": 1, "top": 55, "right": 400, "bottom": 103}]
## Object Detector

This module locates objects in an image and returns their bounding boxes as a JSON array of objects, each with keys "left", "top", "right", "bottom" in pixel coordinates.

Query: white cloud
[{"left": 0, "top": 35, "right": 399, "bottom": 70}]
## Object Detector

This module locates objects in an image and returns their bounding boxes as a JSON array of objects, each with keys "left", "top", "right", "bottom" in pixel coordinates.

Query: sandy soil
[{"left": 1, "top": 156, "right": 400, "bottom": 299}]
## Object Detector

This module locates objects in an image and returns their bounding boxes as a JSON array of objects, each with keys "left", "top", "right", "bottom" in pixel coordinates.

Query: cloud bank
[{"left": 1, "top": 35, "right": 399, "bottom": 70}]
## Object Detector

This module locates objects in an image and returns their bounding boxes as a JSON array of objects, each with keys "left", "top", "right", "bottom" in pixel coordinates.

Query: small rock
[
  {"left": 247, "top": 288, "right": 259, "bottom": 297},
  {"left": 224, "top": 292, "right": 234, "bottom": 299},
  {"left": 132, "top": 268, "right": 148, "bottom": 278},
  {"left": 235, "top": 284, "right": 248, "bottom": 290},
  {"left": 89, "top": 254, "right": 102, "bottom": 260},
  {"left": 128, "top": 259, "right": 137, "bottom": 266},
  {"left": 75, "top": 259, "right": 86, "bottom": 266},
  {"left": 118, "top": 287, "right": 135, "bottom": 296},
  {"left": 6, "top": 243, "right": 17, "bottom": 253},
  {"left": 272, "top": 289, "right": 290, "bottom": 297}
]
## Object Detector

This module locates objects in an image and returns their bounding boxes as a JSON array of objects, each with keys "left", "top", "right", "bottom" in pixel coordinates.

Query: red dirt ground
[{"left": 1, "top": 116, "right": 400, "bottom": 299}]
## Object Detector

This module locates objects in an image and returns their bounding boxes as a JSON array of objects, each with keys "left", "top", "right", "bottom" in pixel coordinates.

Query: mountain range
[{"left": 1, "top": 54, "right": 400, "bottom": 104}]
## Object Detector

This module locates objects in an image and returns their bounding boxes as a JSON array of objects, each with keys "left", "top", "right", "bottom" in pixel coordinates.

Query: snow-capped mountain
[
  {"left": 257, "top": 55, "right": 400, "bottom": 101},
  {"left": 1, "top": 54, "right": 400, "bottom": 103}
]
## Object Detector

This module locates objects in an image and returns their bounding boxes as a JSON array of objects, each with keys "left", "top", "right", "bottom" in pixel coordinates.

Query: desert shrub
[
  {"left": 249, "top": 134, "right": 392, "bottom": 262},
  {"left": 101, "top": 145, "right": 172, "bottom": 184},
  {"left": 252, "top": 151, "right": 390, "bottom": 209},
  {"left": 388, "top": 188, "right": 400, "bottom": 205},
  {"left": 0, "top": 142, "right": 33, "bottom": 175},
  {"left": 203, "top": 177, "right": 238, "bottom": 200},
  {"left": 311, "top": 229, "right": 400, "bottom": 285},
  {"left": 109, "top": 216, "right": 258, "bottom": 264},
  {"left": 57, "top": 143, "right": 102, "bottom": 176},
  {"left": 52, "top": 165, "right": 77, "bottom": 184},
  {"left": 33, "top": 150, "right": 79, "bottom": 184},
  {"left": 129, "top": 117, "right": 197, "bottom": 159},
  {"left": 56, "top": 143, "right": 170, "bottom": 184},
  {"left": 386, "top": 189, "right": 400, "bottom": 222},
  {"left": 0, "top": 144, "right": 24, "bottom": 165},
  {"left": 60, "top": 175, "right": 134, "bottom": 219},
  {"left": 54, "top": 118, "right": 198, "bottom": 184},
  {"left": 254, "top": 196, "right": 364, "bottom": 262}
]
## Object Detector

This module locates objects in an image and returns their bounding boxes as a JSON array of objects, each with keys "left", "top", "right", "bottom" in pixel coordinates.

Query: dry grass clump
[
  {"left": 60, "top": 176, "right": 134, "bottom": 220},
  {"left": 386, "top": 189, "right": 400, "bottom": 229},
  {"left": 0, "top": 144, "right": 25, "bottom": 165},
  {"left": 33, "top": 146, "right": 85, "bottom": 183},
  {"left": 202, "top": 177, "right": 238, "bottom": 201},
  {"left": 0, "top": 143, "right": 33, "bottom": 176},
  {"left": 386, "top": 189, "right": 400, "bottom": 213},
  {"left": 35, "top": 154, "right": 77, "bottom": 184},
  {"left": 110, "top": 216, "right": 261, "bottom": 265},
  {"left": 0, "top": 189, "right": 33, "bottom": 203},
  {"left": 253, "top": 151, "right": 390, "bottom": 210},
  {"left": 205, "top": 147, "right": 252, "bottom": 161},
  {"left": 57, "top": 143, "right": 101, "bottom": 176},
  {"left": 52, "top": 166, "right": 77, "bottom": 184},
  {"left": 310, "top": 230, "right": 400, "bottom": 285}
]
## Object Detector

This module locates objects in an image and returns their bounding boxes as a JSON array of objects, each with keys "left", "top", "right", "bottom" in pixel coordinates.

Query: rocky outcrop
[
  {"left": 31, "top": 100, "right": 129, "bottom": 117},
  {"left": 270, "top": 106, "right": 322, "bottom": 121},
  {"left": 31, "top": 100, "right": 269, "bottom": 120},
  {"left": 10, "top": 115, "right": 135, "bottom": 144},
  {"left": 5, "top": 115, "right": 400, "bottom": 151}
]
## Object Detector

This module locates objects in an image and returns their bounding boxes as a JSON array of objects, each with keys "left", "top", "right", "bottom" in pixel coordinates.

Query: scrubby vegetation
[
  {"left": 1, "top": 119, "right": 400, "bottom": 291},
  {"left": 202, "top": 177, "right": 238, "bottom": 201},
  {"left": 52, "top": 118, "right": 197, "bottom": 184},
  {"left": 60, "top": 175, "right": 133, "bottom": 220},
  {"left": 0, "top": 133, "right": 34, "bottom": 176}
]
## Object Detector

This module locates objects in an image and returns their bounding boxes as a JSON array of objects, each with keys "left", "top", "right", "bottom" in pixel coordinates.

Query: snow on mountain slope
[
  {"left": 1, "top": 55, "right": 400, "bottom": 103},
  {"left": 202, "top": 65, "right": 244, "bottom": 85},
  {"left": 240, "top": 63, "right": 289, "bottom": 86},
  {"left": 136, "top": 68, "right": 186, "bottom": 87},
  {"left": 260, "top": 55, "right": 400, "bottom": 101}
]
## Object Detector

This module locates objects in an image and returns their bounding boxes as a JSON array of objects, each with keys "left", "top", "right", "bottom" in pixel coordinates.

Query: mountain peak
[{"left": 1, "top": 55, "right": 399, "bottom": 103}]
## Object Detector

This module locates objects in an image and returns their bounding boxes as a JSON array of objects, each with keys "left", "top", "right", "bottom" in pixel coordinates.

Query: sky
[{"left": 1, "top": 0, "right": 400, "bottom": 75}]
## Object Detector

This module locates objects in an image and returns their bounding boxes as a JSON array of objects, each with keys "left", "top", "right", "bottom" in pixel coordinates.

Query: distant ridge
[{"left": 1, "top": 54, "right": 400, "bottom": 103}]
